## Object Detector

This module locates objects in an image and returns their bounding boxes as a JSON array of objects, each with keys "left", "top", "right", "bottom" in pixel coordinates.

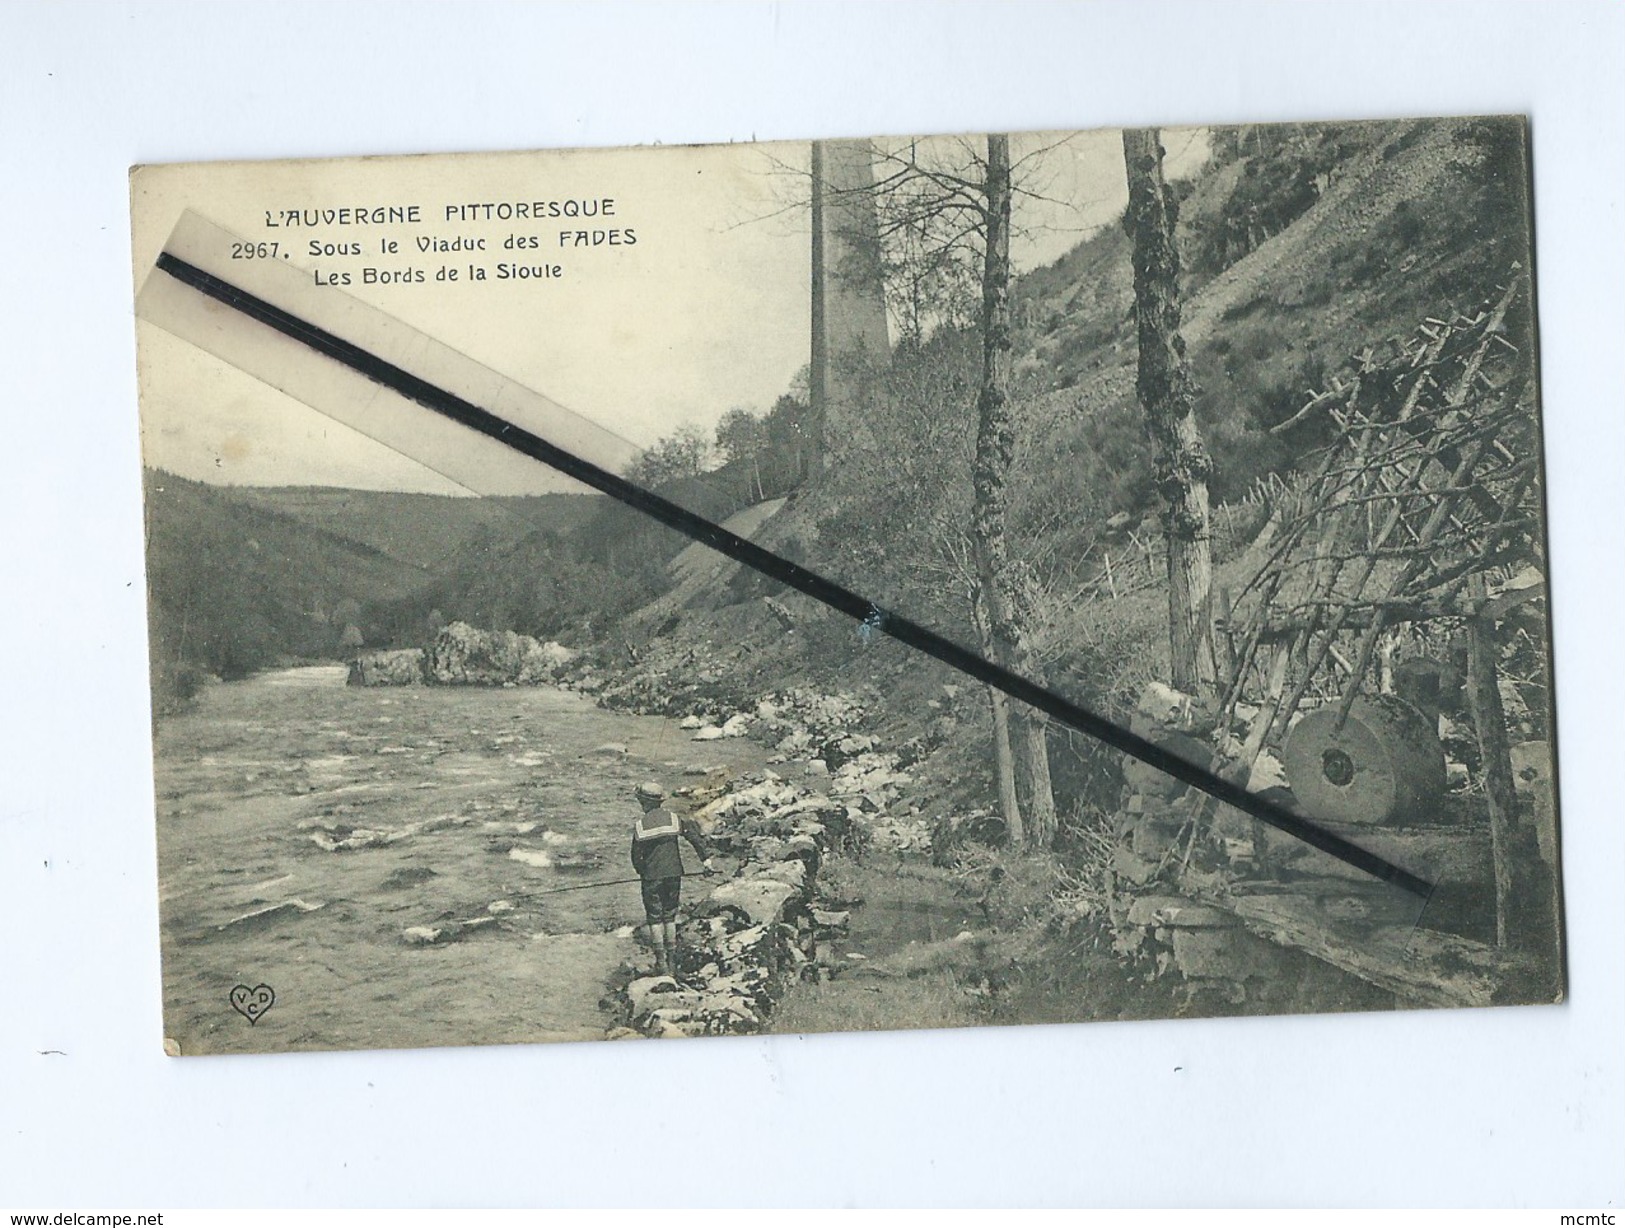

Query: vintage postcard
[{"left": 131, "top": 116, "right": 1563, "bottom": 1055}]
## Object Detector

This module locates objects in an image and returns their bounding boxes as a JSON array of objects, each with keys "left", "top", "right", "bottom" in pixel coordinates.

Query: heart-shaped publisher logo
[{"left": 229, "top": 983, "right": 275, "bottom": 1025}]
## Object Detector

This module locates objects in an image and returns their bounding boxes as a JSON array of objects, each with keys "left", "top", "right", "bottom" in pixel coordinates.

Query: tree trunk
[
  {"left": 1016, "top": 711, "right": 1057, "bottom": 847},
  {"left": 1123, "top": 128, "right": 1215, "bottom": 696},
  {"left": 1465, "top": 600, "right": 1516, "bottom": 948},
  {"left": 1461, "top": 572, "right": 1554, "bottom": 957},
  {"left": 971, "top": 133, "right": 1056, "bottom": 847},
  {"left": 988, "top": 684, "right": 1024, "bottom": 847}
]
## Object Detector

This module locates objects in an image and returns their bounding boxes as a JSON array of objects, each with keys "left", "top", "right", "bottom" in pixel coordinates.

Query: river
[{"left": 152, "top": 666, "right": 770, "bottom": 1054}]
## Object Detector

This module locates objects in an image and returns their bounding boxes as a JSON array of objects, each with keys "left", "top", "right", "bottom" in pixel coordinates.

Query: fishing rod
[{"left": 528, "top": 869, "right": 719, "bottom": 898}]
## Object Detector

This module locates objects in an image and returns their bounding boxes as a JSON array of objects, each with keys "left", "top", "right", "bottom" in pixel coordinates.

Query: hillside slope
[
  {"left": 575, "top": 116, "right": 1537, "bottom": 812},
  {"left": 143, "top": 472, "right": 430, "bottom": 694},
  {"left": 233, "top": 486, "right": 600, "bottom": 573}
]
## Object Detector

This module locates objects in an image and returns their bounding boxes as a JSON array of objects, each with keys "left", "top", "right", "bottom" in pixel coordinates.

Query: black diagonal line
[{"left": 153, "top": 250, "right": 1434, "bottom": 899}]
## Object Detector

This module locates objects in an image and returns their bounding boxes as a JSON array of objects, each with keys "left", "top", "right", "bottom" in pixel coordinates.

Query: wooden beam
[
  {"left": 1195, "top": 884, "right": 1541, "bottom": 1009},
  {"left": 1464, "top": 574, "right": 1519, "bottom": 947}
]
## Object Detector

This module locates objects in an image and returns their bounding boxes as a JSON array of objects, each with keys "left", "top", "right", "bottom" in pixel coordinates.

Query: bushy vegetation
[
  {"left": 1183, "top": 118, "right": 1533, "bottom": 502},
  {"left": 806, "top": 327, "right": 982, "bottom": 631},
  {"left": 1184, "top": 122, "right": 1378, "bottom": 285},
  {"left": 229, "top": 486, "right": 599, "bottom": 572}
]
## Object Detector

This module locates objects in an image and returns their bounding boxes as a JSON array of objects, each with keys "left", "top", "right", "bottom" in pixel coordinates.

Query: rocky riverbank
[{"left": 602, "top": 686, "right": 968, "bottom": 1038}]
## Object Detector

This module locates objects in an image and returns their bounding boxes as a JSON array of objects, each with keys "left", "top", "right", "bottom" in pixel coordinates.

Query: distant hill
[
  {"left": 142, "top": 472, "right": 417, "bottom": 701},
  {"left": 365, "top": 469, "right": 754, "bottom": 650},
  {"left": 230, "top": 486, "right": 600, "bottom": 573},
  {"left": 140, "top": 463, "right": 750, "bottom": 707}
]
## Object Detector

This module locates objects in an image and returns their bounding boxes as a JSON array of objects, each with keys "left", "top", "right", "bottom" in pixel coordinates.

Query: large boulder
[
  {"left": 517, "top": 638, "right": 576, "bottom": 682},
  {"left": 423, "top": 622, "right": 572, "bottom": 686},
  {"left": 707, "top": 879, "right": 800, "bottom": 927},
  {"left": 348, "top": 648, "right": 424, "bottom": 686},
  {"left": 626, "top": 975, "right": 702, "bottom": 1020},
  {"left": 754, "top": 860, "right": 807, "bottom": 890}
]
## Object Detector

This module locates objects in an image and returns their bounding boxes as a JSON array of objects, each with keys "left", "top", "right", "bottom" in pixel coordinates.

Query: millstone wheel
[{"left": 1281, "top": 695, "right": 1446, "bottom": 826}]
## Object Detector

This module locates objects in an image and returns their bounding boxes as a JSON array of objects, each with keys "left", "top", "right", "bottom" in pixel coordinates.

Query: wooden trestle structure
[{"left": 1152, "top": 268, "right": 1563, "bottom": 1007}]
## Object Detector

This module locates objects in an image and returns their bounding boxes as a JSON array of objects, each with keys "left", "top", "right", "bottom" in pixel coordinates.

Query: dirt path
[{"left": 153, "top": 666, "right": 770, "bottom": 1054}]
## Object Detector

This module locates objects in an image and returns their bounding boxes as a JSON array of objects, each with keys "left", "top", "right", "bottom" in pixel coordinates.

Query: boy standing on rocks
[{"left": 630, "top": 781, "right": 714, "bottom": 976}]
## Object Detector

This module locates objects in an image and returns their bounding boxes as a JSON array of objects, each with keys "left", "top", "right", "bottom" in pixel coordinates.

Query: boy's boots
[{"left": 660, "top": 921, "right": 680, "bottom": 980}]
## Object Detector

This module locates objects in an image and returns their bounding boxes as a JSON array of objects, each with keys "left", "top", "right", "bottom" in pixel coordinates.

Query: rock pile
[
  {"left": 349, "top": 623, "right": 576, "bottom": 687},
  {"left": 1107, "top": 682, "right": 1272, "bottom": 991},
  {"left": 610, "top": 771, "right": 848, "bottom": 1038},
  {"left": 1106, "top": 680, "right": 1375, "bottom": 1004},
  {"left": 578, "top": 654, "right": 735, "bottom": 714},
  {"left": 615, "top": 687, "right": 939, "bottom": 855},
  {"left": 610, "top": 685, "right": 947, "bottom": 1039},
  {"left": 424, "top": 622, "right": 575, "bottom": 685},
  {"left": 761, "top": 690, "right": 936, "bottom": 852},
  {"left": 347, "top": 648, "right": 423, "bottom": 687}
]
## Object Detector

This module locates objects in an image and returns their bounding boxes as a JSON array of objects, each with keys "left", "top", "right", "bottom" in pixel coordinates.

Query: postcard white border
[{"left": 2, "top": 0, "right": 1620, "bottom": 1208}]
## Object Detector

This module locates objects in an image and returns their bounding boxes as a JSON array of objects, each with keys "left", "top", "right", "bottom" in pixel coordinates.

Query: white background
[{"left": 2, "top": 0, "right": 1620, "bottom": 1209}]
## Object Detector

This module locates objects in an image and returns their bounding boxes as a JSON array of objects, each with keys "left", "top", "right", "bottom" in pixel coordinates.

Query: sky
[{"left": 133, "top": 126, "right": 1208, "bottom": 494}]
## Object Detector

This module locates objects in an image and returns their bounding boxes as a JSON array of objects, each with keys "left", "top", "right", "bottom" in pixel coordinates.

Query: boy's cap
[{"left": 635, "top": 781, "right": 666, "bottom": 800}]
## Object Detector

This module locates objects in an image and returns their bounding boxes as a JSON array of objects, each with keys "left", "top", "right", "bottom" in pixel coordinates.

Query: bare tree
[
  {"left": 856, "top": 134, "right": 1057, "bottom": 848},
  {"left": 864, "top": 135, "right": 1080, "bottom": 346},
  {"left": 715, "top": 407, "right": 767, "bottom": 501},
  {"left": 625, "top": 422, "right": 714, "bottom": 490},
  {"left": 798, "top": 134, "right": 1071, "bottom": 847},
  {"left": 1123, "top": 128, "right": 1215, "bottom": 695},
  {"left": 972, "top": 135, "right": 1058, "bottom": 848},
  {"left": 969, "top": 136, "right": 1027, "bottom": 842}
]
